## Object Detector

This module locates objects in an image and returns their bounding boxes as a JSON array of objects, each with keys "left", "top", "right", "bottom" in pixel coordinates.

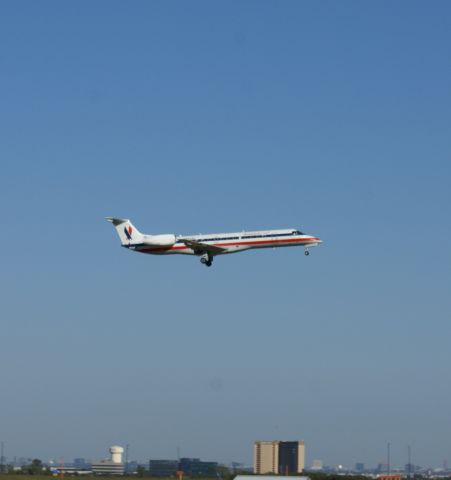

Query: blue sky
[{"left": 1, "top": 0, "right": 451, "bottom": 469}]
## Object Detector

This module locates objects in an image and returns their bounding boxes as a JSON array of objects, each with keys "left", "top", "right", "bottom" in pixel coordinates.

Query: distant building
[
  {"left": 74, "top": 459, "right": 90, "bottom": 469},
  {"left": 92, "top": 446, "right": 124, "bottom": 475},
  {"left": 279, "top": 441, "right": 305, "bottom": 474},
  {"left": 254, "top": 441, "right": 305, "bottom": 474},
  {"left": 355, "top": 463, "right": 365, "bottom": 472},
  {"left": 376, "top": 463, "right": 389, "bottom": 474},
  {"left": 149, "top": 460, "right": 179, "bottom": 477},
  {"left": 178, "top": 458, "right": 218, "bottom": 476},
  {"left": 91, "top": 461, "right": 124, "bottom": 475},
  {"left": 254, "top": 441, "right": 279, "bottom": 474},
  {"left": 311, "top": 460, "right": 323, "bottom": 471},
  {"left": 49, "top": 466, "right": 92, "bottom": 475},
  {"left": 125, "top": 461, "right": 138, "bottom": 474}
]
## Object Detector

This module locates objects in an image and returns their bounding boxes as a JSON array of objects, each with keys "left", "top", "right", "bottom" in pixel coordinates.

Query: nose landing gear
[{"left": 304, "top": 249, "right": 310, "bottom": 256}]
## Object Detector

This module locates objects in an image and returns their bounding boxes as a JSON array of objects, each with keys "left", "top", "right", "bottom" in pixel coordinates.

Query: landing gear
[
  {"left": 200, "top": 253, "right": 213, "bottom": 267},
  {"left": 304, "top": 249, "right": 310, "bottom": 256}
]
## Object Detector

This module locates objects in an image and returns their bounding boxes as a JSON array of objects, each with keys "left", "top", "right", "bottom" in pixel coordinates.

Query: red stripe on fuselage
[{"left": 136, "top": 236, "right": 319, "bottom": 253}]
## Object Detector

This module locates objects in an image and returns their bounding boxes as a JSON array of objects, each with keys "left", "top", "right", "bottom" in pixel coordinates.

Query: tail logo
[{"left": 124, "top": 225, "right": 133, "bottom": 241}]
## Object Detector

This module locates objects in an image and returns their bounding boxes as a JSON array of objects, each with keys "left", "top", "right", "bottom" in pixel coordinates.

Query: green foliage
[
  {"left": 215, "top": 465, "right": 233, "bottom": 480},
  {"left": 136, "top": 466, "right": 146, "bottom": 477},
  {"left": 307, "top": 474, "right": 368, "bottom": 480},
  {"left": 18, "top": 460, "right": 50, "bottom": 476}
]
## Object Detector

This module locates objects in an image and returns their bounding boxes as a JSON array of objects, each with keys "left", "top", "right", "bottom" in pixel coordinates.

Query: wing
[{"left": 179, "top": 238, "right": 226, "bottom": 255}]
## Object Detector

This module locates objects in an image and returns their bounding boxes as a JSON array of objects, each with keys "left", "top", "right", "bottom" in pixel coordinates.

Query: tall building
[
  {"left": 254, "top": 441, "right": 279, "bottom": 474},
  {"left": 254, "top": 441, "right": 305, "bottom": 474}
]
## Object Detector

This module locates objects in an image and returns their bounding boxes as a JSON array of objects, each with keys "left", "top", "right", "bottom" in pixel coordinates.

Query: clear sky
[{"left": 1, "top": 0, "right": 450, "bottom": 469}]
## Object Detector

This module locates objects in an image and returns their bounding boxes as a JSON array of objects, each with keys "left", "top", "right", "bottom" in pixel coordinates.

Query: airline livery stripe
[{"left": 137, "top": 236, "right": 318, "bottom": 253}]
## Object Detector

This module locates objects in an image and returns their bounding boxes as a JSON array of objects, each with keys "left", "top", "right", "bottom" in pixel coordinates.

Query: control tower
[
  {"left": 92, "top": 446, "right": 125, "bottom": 475},
  {"left": 110, "top": 446, "right": 124, "bottom": 464}
]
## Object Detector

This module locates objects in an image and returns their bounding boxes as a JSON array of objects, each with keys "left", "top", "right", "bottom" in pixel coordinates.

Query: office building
[
  {"left": 178, "top": 458, "right": 218, "bottom": 476},
  {"left": 149, "top": 460, "right": 179, "bottom": 477},
  {"left": 254, "top": 441, "right": 279, "bottom": 474},
  {"left": 254, "top": 441, "right": 305, "bottom": 474},
  {"left": 279, "top": 441, "right": 304, "bottom": 474}
]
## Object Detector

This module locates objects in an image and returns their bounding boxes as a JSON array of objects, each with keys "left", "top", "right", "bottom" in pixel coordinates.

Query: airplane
[{"left": 106, "top": 217, "right": 322, "bottom": 267}]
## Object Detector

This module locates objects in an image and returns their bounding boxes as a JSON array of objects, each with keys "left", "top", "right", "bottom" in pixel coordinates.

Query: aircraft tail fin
[{"left": 105, "top": 217, "right": 144, "bottom": 245}]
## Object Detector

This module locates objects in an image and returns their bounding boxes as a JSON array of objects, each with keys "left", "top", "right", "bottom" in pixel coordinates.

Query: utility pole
[
  {"left": 1, "top": 441, "right": 4, "bottom": 473},
  {"left": 387, "top": 442, "right": 391, "bottom": 475},
  {"left": 408, "top": 445, "right": 412, "bottom": 479}
]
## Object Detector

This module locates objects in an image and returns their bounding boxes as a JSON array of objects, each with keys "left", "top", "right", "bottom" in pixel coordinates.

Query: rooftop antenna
[
  {"left": 177, "top": 446, "right": 181, "bottom": 461},
  {"left": 125, "top": 444, "right": 129, "bottom": 473}
]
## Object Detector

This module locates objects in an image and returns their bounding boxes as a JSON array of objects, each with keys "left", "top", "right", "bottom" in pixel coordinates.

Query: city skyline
[
  {"left": 0, "top": 441, "right": 448, "bottom": 472},
  {"left": 1, "top": 0, "right": 450, "bottom": 470}
]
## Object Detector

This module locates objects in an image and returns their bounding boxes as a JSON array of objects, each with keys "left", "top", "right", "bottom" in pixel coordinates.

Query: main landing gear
[
  {"left": 304, "top": 249, "right": 310, "bottom": 256},
  {"left": 200, "top": 253, "right": 213, "bottom": 267}
]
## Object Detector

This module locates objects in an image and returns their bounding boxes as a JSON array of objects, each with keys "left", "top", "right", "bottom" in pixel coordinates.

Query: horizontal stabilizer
[{"left": 105, "top": 217, "right": 129, "bottom": 226}]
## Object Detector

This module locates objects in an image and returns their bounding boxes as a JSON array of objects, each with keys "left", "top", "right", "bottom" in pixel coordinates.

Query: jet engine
[{"left": 142, "top": 234, "right": 176, "bottom": 247}]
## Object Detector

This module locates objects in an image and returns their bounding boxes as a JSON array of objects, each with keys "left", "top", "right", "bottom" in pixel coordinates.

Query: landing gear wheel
[
  {"left": 304, "top": 250, "right": 310, "bottom": 256},
  {"left": 200, "top": 253, "right": 213, "bottom": 267}
]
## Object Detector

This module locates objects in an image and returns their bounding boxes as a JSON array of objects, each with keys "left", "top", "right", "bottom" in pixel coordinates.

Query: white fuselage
[{"left": 126, "top": 228, "right": 322, "bottom": 256}]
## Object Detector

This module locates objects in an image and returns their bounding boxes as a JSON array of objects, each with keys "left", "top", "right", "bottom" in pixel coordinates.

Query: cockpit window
[{"left": 294, "top": 229, "right": 304, "bottom": 235}]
